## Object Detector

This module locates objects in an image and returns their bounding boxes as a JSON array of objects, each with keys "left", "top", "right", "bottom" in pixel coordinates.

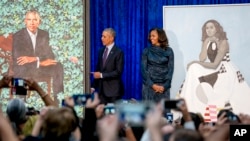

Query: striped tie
[{"left": 103, "top": 48, "right": 108, "bottom": 67}]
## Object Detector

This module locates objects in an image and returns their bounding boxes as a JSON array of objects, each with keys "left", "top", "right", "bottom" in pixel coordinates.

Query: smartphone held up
[
  {"left": 11, "top": 78, "right": 28, "bottom": 95},
  {"left": 116, "top": 100, "right": 153, "bottom": 127},
  {"left": 162, "top": 99, "right": 184, "bottom": 111},
  {"left": 61, "top": 93, "right": 94, "bottom": 106}
]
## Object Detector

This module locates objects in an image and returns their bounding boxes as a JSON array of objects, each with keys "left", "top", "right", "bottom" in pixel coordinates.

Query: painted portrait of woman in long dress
[{"left": 179, "top": 19, "right": 250, "bottom": 117}]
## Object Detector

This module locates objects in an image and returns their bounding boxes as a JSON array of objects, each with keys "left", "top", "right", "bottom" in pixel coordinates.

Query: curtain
[{"left": 90, "top": 0, "right": 249, "bottom": 100}]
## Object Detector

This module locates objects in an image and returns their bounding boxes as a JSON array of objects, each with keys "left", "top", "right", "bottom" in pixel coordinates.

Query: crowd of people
[{"left": 1, "top": 75, "right": 250, "bottom": 141}]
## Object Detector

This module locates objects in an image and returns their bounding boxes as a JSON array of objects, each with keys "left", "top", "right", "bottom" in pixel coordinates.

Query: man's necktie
[{"left": 103, "top": 47, "right": 108, "bottom": 67}]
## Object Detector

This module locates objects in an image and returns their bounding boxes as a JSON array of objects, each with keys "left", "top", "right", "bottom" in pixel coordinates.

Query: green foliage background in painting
[{"left": 0, "top": 0, "right": 85, "bottom": 115}]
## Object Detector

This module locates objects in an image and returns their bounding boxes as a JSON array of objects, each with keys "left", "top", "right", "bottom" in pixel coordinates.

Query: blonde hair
[{"left": 41, "top": 107, "right": 77, "bottom": 138}]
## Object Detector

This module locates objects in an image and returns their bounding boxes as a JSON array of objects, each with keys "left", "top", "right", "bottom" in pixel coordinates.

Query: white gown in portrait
[{"left": 179, "top": 41, "right": 250, "bottom": 120}]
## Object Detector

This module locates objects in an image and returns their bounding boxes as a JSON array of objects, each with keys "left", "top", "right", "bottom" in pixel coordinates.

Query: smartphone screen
[
  {"left": 73, "top": 94, "right": 94, "bottom": 106},
  {"left": 117, "top": 102, "right": 151, "bottom": 127},
  {"left": 104, "top": 103, "right": 116, "bottom": 115},
  {"left": 62, "top": 94, "right": 94, "bottom": 106},
  {"left": 165, "top": 112, "right": 174, "bottom": 123},
  {"left": 11, "top": 78, "right": 27, "bottom": 95}
]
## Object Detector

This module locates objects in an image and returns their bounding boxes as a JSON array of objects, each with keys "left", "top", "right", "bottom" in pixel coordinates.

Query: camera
[
  {"left": 26, "top": 107, "right": 40, "bottom": 116},
  {"left": 163, "top": 99, "right": 184, "bottom": 110},
  {"left": 104, "top": 103, "right": 116, "bottom": 115},
  {"left": 217, "top": 109, "right": 241, "bottom": 123},
  {"left": 11, "top": 78, "right": 27, "bottom": 95},
  {"left": 205, "top": 122, "right": 216, "bottom": 126},
  {"left": 61, "top": 93, "right": 94, "bottom": 106},
  {"left": 116, "top": 101, "right": 152, "bottom": 127}
]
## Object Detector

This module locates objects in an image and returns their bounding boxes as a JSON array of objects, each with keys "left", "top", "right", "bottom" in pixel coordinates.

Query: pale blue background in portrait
[{"left": 163, "top": 4, "right": 250, "bottom": 98}]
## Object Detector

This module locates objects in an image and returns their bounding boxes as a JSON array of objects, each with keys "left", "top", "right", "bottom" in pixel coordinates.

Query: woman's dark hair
[
  {"left": 148, "top": 28, "right": 169, "bottom": 49},
  {"left": 201, "top": 19, "right": 228, "bottom": 41}
]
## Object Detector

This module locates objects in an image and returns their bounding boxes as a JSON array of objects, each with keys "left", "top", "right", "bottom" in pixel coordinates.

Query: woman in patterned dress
[
  {"left": 141, "top": 28, "right": 174, "bottom": 103},
  {"left": 179, "top": 19, "right": 250, "bottom": 116}
]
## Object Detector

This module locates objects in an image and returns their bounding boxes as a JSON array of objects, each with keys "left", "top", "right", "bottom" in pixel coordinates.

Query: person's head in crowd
[
  {"left": 180, "top": 112, "right": 204, "bottom": 130},
  {"left": 169, "top": 128, "right": 204, "bottom": 141},
  {"left": 25, "top": 9, "right": 41, "bottom": 34},
  {"left": 148, "top": 27, "right": 169, "bottom": 49},
  {"left": 40, "top": 107, "right": 78, "bottom": 140},
  {"left": 6, "top": 98, "right": 28, "bottom": 135}
]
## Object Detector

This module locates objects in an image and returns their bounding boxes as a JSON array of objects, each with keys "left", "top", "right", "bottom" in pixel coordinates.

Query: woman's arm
[
  {"left": 0, "top": 76, "right": 56, "bottom": 107},
  {"left": 162, "top": 47, "right": 174, "bottom": 91},
  {"left": 26, "top": 78, "right": 57, "bottom": 107},
  {"left": 198, "top": 40, "right": 229, "bottom": 69},
  {"left": 141, "top": 48, "right": 154, "bottom": 87},
  {"left": 199, "top": 38, "right": 210, "bottom": 62}
]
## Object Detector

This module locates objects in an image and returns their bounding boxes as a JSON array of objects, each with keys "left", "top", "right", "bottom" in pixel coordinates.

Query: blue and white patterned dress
[{"left": 141, "top": 46, "right": 174, "bottom": 103}]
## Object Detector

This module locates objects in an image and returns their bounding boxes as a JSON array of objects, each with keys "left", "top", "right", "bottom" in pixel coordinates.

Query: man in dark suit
[
  {"left": 91, "top": 28, "right": 124, "bottom": 104},
  {"left": 12, "top": 9, "right": 64, "bottom": 103}
]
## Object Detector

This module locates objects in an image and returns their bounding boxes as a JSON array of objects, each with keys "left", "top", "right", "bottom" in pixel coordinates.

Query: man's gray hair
[
  {"left": 103, "top": 28, "right": 116, "bottom": 38},
  {"left": 25, "top": 9, "right": 41, "bottom": 23},
  {"left": 6, "top": 98, "right": 27, "bottom": 123}
]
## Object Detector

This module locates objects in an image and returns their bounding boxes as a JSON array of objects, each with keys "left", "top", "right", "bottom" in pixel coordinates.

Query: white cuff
[{"left": 36, "top": 57, "right": 40, "bottom": 68}]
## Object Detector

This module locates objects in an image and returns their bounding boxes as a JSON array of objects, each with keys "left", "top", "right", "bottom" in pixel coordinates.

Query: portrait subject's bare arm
[{"left": 199, "top": 40, "right": 229, "bottom": 69}]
